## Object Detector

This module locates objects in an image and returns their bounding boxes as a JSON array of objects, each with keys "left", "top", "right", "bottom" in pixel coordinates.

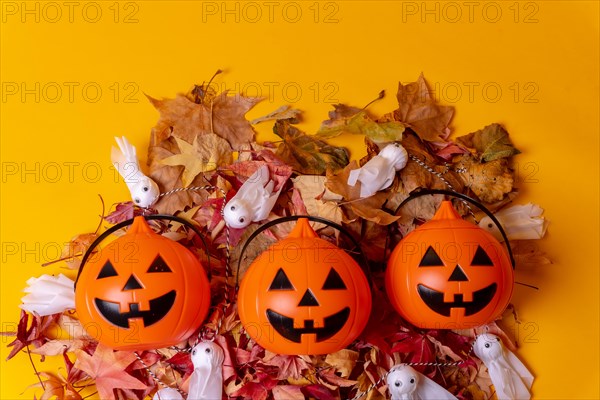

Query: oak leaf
[
  {"left": 73, "top": 344, "right": 146, "bottom": 400},
  {"left": 147, "top": 92, "right": 262, "bottom": 150},
  {"left": 453, "top": 155, "right": 514, "bottom": 203},
  {"left": 274, "top": 120, "right": 349, "bottom": 175},
  {"left": 159, "top": 134, "right": 232, "bottom": 187},
  {"left": 390, "top": 74, "right": 454, "bottom": 142},
  {"left": 457, "top": 123, "right": 521, "bottom": 162}
]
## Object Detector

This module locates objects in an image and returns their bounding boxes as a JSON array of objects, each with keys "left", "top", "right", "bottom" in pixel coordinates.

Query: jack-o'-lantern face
[
  {"left": 238, "top": 218, "right": 372, "bottom": 355},
  {"left": 75, "top": 217, "right": 211, "bottom": 350},
  {"left": 386, "top": 201, "right": 513, "bottom": 329}
]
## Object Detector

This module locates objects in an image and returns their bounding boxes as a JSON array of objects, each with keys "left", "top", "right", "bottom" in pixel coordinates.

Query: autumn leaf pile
[{"left": 4, "top": 74, "right": 550, "bottom": 400}]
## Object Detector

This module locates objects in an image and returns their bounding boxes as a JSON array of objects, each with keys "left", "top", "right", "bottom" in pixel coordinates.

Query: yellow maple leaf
[{"left": 159, "top": 134, "right": 232, "bottom": 187}]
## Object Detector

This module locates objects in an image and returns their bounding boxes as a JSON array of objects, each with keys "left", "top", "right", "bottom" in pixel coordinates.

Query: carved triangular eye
[
  {"left": 471, "top": 245, "right": 494, "bottom": 266},
  {"left": 419, "top": 246, "right": 444, "bottom": 267},
  {"left": 322, "top": 268, "right": 346, "bottom": 290},
  {"left": 269, "top": 268, "right": 294, "bottom": 290},
  {"left": 147, "top": 255, "right": 172, "bottom": 273},
  {"left": 97, "top": 261, "right": 118, "bottom": 279}
]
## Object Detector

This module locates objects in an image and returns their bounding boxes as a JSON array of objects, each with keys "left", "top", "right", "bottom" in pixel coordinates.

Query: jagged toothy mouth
[
  {"left": 417, "top": 284, "right": 497, "bottom": 317},
  {"left": 94, "top": 290, "right": 176, "bottom": 328},
  {"left": 266, "top": 307, "right": 350, "bottom": 343}
]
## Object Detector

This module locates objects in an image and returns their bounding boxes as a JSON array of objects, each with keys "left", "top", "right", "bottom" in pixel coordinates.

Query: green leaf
[
  {"left": 274, "top": 120, "right": 349, "bottom": 175},
  {"left": 457, "top": 123, "right": 521, "bottom": 162},
  {"left": 316, "top": 109, "right": 405, "bottom": 143}
]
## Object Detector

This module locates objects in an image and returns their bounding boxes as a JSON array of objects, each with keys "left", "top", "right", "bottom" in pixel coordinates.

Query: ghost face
[
  {"left": 223, "top": 199, "right": 251, "bottom": 229},
  {"left": 191, "top": 341, "right": 224, "bottom": 369},
  {"left": 387, "top": 365, "right": 420, "bottom": 397},
  {"left": 132, "top": 177, "right": 160, "bottom": 208}
]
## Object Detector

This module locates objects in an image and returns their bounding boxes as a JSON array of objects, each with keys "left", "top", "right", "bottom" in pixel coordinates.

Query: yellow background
[{"left": 1, "top": 1, "right": 598, "bottom": 399}]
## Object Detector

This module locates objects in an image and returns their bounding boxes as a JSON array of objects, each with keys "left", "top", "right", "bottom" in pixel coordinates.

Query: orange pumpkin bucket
[
  {"left": 386, "top": 190, "right": 514, "bottom": 330},
  {"left": 237, "top": 217, "right": 372, "bottom": 355},
  {"left": 75, "top": 216, "right": 211, "bottom": 350}
]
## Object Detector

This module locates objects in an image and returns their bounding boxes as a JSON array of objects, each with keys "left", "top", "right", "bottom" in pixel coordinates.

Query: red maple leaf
[
  {"left": 73, "top": 344, "right": 146, "bottom": 400},
  {"left": 3, "top": 311, "right": 60, "bottom": 360}
]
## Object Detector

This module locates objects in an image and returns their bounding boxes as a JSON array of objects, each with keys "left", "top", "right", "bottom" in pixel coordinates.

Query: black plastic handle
[
  {"left": 74, "top": 214, "right": 210, "bottom": 289},
  {"left": 393, "top": 188, "right": 515, "bottom": 268},
  {"left": 235, "top": 215, "right": 370, "bottom": 288}
]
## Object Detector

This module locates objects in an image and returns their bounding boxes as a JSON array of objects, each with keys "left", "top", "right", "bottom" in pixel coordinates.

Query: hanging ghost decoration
[
  {"left": 20, "top": 274, "right": 75, "bottom": 316},
  {"left": 347, "top": 143, "right": 408, "bottom": 198},
  {"left": 187, "top": 341, "right": 224, "bottom": 400},
  {"left": 152, "top": 387, "right": 184, "bottom": 400},
  {"left": 478, "top": 203, "right": 548, "bottom": 242},
  {"left": 473, "top": 333, "right": 534, "bottom": 400},
  {"left": 223, "top": 165, "right": 282, "bottom": 229},
  {"left": 111, "top": 136, "right": 160, "bottom": 208},
  {"left": 387, "top": 364, "right": 457, "bottom": 400}
]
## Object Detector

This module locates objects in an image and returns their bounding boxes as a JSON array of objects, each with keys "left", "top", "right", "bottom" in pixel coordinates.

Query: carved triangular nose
[
  {"left": 298, "top": 289, "right": 319, "bottom": 306},
  {"left": 123, "top": 274, "right": 143, "bottom": 291},
  {"left": 448, "top": 265, "right": 469, "bottom": 282}
]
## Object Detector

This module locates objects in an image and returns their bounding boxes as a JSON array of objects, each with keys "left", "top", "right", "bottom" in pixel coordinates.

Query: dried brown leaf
[
  {"left": 324, "top": 349, "right": 359, "bottom": 378},
  {"left": 60, "top": 233, "right": 98, "bottom": 269},
  {"left": 453, "top": 155, "right": 514, "bottom": 203},
  {"left": 511, "top": 240, "right": 552, "bottom": 268},
  {"left": 147, "top": 92, "right": 262, "bottom": 149},
  {"left": 274, "top": 120, "right": 350, "bottom": 175},
  {"left": 457, "top": 123, "right": 521, "bottom": 162},
  {"left": 159, "top": 134, "right": 232, "bottom": 187},
  {"left": 390, "top": 74, "right": 454, "bottom": 142},
  {"left": 325, "top": 162, "right": 400, "bottom": 225}
]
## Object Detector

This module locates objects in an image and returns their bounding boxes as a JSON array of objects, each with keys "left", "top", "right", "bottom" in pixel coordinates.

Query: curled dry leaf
[
  {"left": 292, "top": 175, "right": 343, "bottom": 226},
  {"left": 453, "top": 155, "right": 514, "bottom": 203},
  {"left": 457, "top": 123, "right": 521, "bottom": 162},
  {"left": 317, "top": 108, "right": 405, "bottom": 143},
  {"left": 251, "top": 105, "right": 302, "bottom": 125},
  {"left": 324, "top": 349, "right": 359, "bottom": 378},
  {"left": 274, "top": 120, "right": 350, "bottom": 175}
]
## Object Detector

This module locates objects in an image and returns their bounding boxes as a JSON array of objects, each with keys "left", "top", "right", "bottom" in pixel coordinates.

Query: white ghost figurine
[
  {"left": 20, "top": 274, "right": 75, "bottom": 316},
  {"left": 223, "top": 164, "right": 282, "bottom": 229},
  {"left": 187, "top": 341, "right": 224, "bottom": 400},
  {"left": 473, "top": 333, "right": 534, "bottom": 400},
  {"left": 111, "top": 136, "right": 160, "bottom": 208},
  {"left": 478, "top": 203, "right": 547, "bottom": 242},
  {"left": 387, "top": 364, "right": 456, "bottom": 400},
  {"left": 347, "top": 143, "right": 408, "bottom": 198},
  {"left": 152, "top": 388, "right": 184, "bottom": 400}
]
